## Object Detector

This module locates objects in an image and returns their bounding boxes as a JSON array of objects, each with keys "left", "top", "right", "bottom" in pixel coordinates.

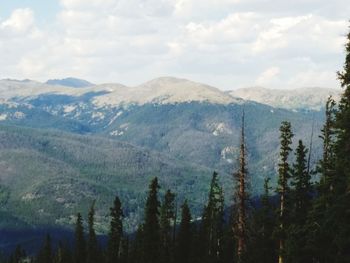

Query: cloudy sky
[{"left": 0, "top": 0, "right": 349, "bottom": 90}]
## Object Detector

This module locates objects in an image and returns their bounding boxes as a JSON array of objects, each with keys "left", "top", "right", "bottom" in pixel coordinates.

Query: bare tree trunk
[{"left": 234, "top": 110, "right": 248, "bottom": 262}]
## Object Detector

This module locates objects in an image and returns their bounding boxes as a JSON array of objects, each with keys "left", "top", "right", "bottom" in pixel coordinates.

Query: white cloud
[
  {"left": 256, "top": 67, "right": 280, "bottom": 86},
  {"left": 1, "top": 8, "right": 35, "bottom": 34},
  {"left": 0, "top": 1, "right": 349, "bottom": 89}
]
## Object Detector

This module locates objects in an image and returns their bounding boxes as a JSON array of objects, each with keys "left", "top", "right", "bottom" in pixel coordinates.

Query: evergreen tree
[
  {"left": 74, "top": 213, "right": 86, "bottom": 263},
  {"left": 175, "top": 200, "right": 192, "bottom": 263},
  {"left": 286, "top": 140, "right": 312, "bottom": 262},
  {"left": 331, "top": 23, "right": 350, "bottom": 261},
  {"left": 54, "top": 241, "right": 72, "bottom": 263},
  {"left": 233, "top": 111, "right": 249, "bottom": 262},
  {"left": 306, "top": 96, "right": 338, "bottom": 262},
  {"left": 200, "top": 171, "right": 225, "bottom": 263},
  {"left": 276, "top": 121, "right": 293, "bottom": 263},
  {"left": 248, "top": 178, "right": 276, "bottom": 263},
  {"left": 159, "top": 189, "right": 175, "bottom": 263},
  {"left": 87, "top": 201, "right": 100, "bottom": 263},
  {"left": 9, "top": 245, "right": 26, "bottom": 263},
  {"left": 107, "top": 196, "right": 124, "bottom": 263},
  {"left": 129, "top": 225, "right": 144, "bottom": 263},
  {"left": 143, "top": 177, "right": 161, "bottom": 263},
  {"left": 37, "top": 234, "right": 53, "bottom": 263},
  {"left": 291, "top": 140, "right": 312, "bottom": 223}
]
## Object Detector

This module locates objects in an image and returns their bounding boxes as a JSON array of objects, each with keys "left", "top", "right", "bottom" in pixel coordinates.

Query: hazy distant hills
[
  {"left": 229, "top": 86, "right": 341, "bottom": 111},
  {"left": 46, "top": 77, "right": 94, "bottom": 88},
  {"left": 0, "top": 77, "right": 340, "bottom": 109},
  {"left": 0, "top": 76, "right": 337, "bottom": 230}
]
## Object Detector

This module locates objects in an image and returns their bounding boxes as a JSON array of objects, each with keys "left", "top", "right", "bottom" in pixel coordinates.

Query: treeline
[{"left": 5, "top": 22, "right": 350, "bottom": 263}]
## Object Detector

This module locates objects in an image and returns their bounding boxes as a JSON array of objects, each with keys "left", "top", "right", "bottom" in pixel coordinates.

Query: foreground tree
[
  {"left": 248, "top": 178, "right": 276, "bottom": 263},
  {"left": 200, "top": 171, "right": 225, "bottom": 263},
  {"left": 87, "top": 201, "right": 100, "bottom": 263},
  {"left": 276, "top": 121, "right": 293, "bottom": 263},
  {"left": 175, "top": 200, "right": 192, "bottom": 263},
  {"left": 160, "top": 189, "right": 175, "bottom": 263},
  {"left": 286, "top": 140, "right": 312, "bottom": 262},
  {"left": 107, "top": 196, "right": 124, "bottom": 263},
  {"left": 37, "top": 234, "right": 52, "bottom": 263},
  {"left": 332, "top": 23, "right": 350, "bottom": 261},
  {"left": 143, "top": 177, "right": 161, "bottom": 263},
  {"left": 233, "top": 111, "right": 249, "bottom": 262},
  {"left": 291, "top": 140, "right": 312, "bottom": 224},
  {"left": 54, "top": 241, "right": 72, "bottom": 263},
  {"left": 306, "top": 97, "right": 337, "bottom": 262},
  {"left": 74, "top": 213, "right": 86, "bottom": 263}
]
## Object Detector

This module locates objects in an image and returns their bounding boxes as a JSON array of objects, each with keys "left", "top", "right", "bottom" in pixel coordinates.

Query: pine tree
[
  {"left": 233, "top": 111, "right": 249, "bottom": 262},
  {"left": 306, "top": 96, "right": 338, "bottom": 262},
  {"left": 276, "top": 121, "right": 293, "bottom": 263},
  {"left": 291, "top": 140, "right": 312, "bottom": 223},
  {"left": 201, "top": 171, "right": 224, "bottom": 263},
  {"left": 107, "top": 196, "right": 124, "bottom": 263},
  {"left": 129, "top": 225, "right": 144, "bottom": 263},
  {"left": 37, "top": 234, "right": 53, "bottom": 263},
  {"left": 319, "top": 96, "right": 337, "bottom": 195},
  {"left": 248, "top": 178, "right": 276, "bottom": 263},
  {"left": 286, "top": 140, "right": 312, "bottom": 262},
  {"left": 87, "top": 201, "right": 100, "bottom": 263},
  {"left": 74, "top": 213, "right": 86, "bottom": 263},
  {"left": 143, "top": 177, "right": 161, "bottom": 263},
  {"left": 9, "top": 245, "right": 26, "bottom": 263},
  {"left": 175, "top": 200, "right": 192, "bottom": 263},
  {"left": 159, "top": 189, "right": 175, "bottom": 263},
  {"left": 331, "top": 23, "right": 350, "bottom": 261},
  {"left": 54, "top": 241, "right": 72, "bottom": 263}
]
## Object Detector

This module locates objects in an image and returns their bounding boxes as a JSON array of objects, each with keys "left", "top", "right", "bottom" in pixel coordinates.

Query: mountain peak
[{"left": 46, "top": 77, "right": 93, "bottom": 88}]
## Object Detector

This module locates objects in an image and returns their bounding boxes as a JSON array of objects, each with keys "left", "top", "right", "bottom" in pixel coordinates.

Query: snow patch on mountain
[
  {"left": 63, "top": 105, "right": 76, "bottom": 113},
  {"left": 207, "top": 122, "right": 233, "bottom": 136},
  {"left": 108, "top": 111, "right": 123, "bottom": 126},
  {"left": 0, "top": 114, "right": 8, "bottom": 121},
  {"left": 221, "top": 146, "right": 237, "bottom": 163}
]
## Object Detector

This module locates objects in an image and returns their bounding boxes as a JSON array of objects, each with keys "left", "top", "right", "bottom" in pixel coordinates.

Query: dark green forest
[{"left": 2, "top": 22, "right": 350, "bottom": 263}]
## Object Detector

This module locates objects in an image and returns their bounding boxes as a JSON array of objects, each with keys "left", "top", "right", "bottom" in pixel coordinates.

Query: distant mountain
[
  {"left": 229, "top": 86, "right": 341, "bottom": 110},
  {"left": 46, "top": 77, "right": 94, "bottom": 88},
  {"left": 0, "top": 77, "right": 240, "bottom": 106},
  {"left": 0, "top": 76, "right": 329, "bottom": 232}
]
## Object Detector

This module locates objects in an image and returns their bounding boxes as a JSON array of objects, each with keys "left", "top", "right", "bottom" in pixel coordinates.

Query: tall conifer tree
[
  {"left": 107, "top": 196, "right": 124, "bottom": 263},
  {"left": 87, "top": 201, "right": 99, "bottom": 263},
  {"left": 74, "top": 213, "right": 86, "bottom": 263},
  {"left": 332, "top": 23, "right": 350, "bottom": 261},
  {"left": 233, "top": 110, "right": 249, "bottom": 262},
  {"left": 248, "top": 178, "right": 276, "bottom": 263},
  {"left": 201, "top": 171, "right": 224, "bottom": 263},
  {"left": 276, "top": 121, "right": 293, "bottom": 263},
  {"left": 160, "top": 189, "right": 175, "bottom": 263},
  {"left": 143, "top": 177, "right": 161, "bottom": 263},
  {"left": 286, "top": 140, "right": 312, "bottom": 262},
  {"left": 175, "top": 200, "right": 192, "bottom": 263},
  {"left": 37, "top": 234, "right": 53, "bottom": 263},
  {"left": 291, "top": 140, "right": 312, "bottom": 223}
]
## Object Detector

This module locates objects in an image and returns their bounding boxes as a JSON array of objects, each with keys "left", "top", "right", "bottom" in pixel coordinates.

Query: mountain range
[{"left": 0, "top": 76, "right": 341, "bottom": 233}]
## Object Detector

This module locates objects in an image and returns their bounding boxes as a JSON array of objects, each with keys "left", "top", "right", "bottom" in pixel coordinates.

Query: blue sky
[
  {"left": 0, "top": 0, "right": 59, "bottom": 24},
  {"left": 0, "top": 0, "right": 349, "bottom": 90}
]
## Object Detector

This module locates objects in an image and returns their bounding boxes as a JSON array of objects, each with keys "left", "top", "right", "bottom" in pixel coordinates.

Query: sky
[{"left": 0, "top": 0, "right": 349, "bottom": 90}]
